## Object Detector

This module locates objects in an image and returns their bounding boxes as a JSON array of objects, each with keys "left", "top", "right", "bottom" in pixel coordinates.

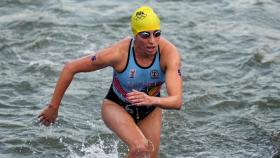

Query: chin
[
  {"left": 146, "top": 50, "right": 156, "bottom": 55},
  {"left": 146, "top": 48, "right": 157, "bottom": 54}
]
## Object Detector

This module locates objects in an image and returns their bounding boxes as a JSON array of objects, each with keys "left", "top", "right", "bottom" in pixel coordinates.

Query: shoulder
[
  {"left": 95, "top": 37, "right": 132, "bottom": 67},
  {"left": 111, "top": 37, "right": 132, "bottom": 50},
  {"left": 110, "top": 37, "right": 132, "bottom": 68},
  {"left": 116, "top": 37, "right": 132, "bottom": 54},
  {"left": 158, "top": 38, "right": 181, "bottom": 70},
  {"left": 159, "top": 38, "right": 179, "bottom": 56}
]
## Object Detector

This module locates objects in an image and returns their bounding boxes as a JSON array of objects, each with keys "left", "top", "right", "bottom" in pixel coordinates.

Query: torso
[{"left": 112, "top": 38, "right": 165, "bottom": 102}]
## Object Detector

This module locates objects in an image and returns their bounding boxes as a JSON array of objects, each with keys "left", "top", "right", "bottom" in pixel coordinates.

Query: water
[{"left": 0, "top": 0, "right": 280, "bottom": 157}]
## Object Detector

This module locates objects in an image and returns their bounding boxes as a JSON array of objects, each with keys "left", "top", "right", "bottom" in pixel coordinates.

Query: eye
[
  {"left": 153, "top": 30, "right": 161, "bottom": 37},
  {"left": 139, "top": 32, "right": 150, "bottom": 39}
]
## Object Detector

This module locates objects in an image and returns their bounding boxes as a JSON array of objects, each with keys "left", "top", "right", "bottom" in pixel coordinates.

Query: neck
[
  {"left": 133, "top": 42, "right": 157, "bottom": 59},
  {"left": 133, "top": 44, "right": 156, "bottom": 67}
]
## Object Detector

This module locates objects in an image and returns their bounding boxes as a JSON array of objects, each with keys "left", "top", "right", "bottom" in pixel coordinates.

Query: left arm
[
  {"left": 155, "top": 51, "right": 182, "bottom": 109},
  {"left": 126, "top": 41, "right": 183, "bottom": 110}
]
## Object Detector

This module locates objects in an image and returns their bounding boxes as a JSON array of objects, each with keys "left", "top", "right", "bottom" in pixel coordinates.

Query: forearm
[
  {"left": 49, "top": 65, "right": 75, "bottom": 109},
  {"left": 152, "top": 95, "right": 182, "bottom": 110}
]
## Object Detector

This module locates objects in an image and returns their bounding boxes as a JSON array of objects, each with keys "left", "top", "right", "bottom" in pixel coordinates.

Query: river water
[{"left": 0, "top": 0, "right": 280, "bottom": 157}]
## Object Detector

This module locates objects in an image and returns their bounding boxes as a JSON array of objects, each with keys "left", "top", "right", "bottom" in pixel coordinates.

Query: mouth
[{"left": 146, "top": 46, "right": 156, "bottom": 52}]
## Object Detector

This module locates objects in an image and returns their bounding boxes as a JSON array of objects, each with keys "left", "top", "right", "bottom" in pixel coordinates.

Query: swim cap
[{"left": 131, "top": 6, "right": 160, "bottom": 36}]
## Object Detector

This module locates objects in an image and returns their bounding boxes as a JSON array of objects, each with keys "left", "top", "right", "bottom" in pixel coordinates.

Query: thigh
[
  {"left": 138, "top": 107, "right": 162, "bottom": 158},
  {"left": 101, "top": 99, "right": 147, "bottom": 149}
]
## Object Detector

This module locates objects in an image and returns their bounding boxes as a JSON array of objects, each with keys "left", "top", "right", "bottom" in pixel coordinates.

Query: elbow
[
  {"left": 174, "top": 98, "right": 182, "bottom": 110},
  {"left": 63, "top": 61, "right": 77, "bottom": 75},
  {"left": 175, "top": 102, "right": 182, "bottom": 110},
  {"left": 167, "top": 95, "right": 182, "bottom": 110}
]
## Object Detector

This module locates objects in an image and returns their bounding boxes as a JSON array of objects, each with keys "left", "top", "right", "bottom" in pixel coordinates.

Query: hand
[
  {"left": 126, "top": 89, "right": 154, "bottom": 106},
  {"left": 38, "top": 105, "right": 58, "bottom": 126}
]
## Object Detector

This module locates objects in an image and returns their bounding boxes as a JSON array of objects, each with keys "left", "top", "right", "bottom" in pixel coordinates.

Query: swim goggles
[{"left": 138, "top": 30, "right": 161, "bottom": 39}]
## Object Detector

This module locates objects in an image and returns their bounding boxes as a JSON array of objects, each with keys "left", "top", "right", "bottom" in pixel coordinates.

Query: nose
[{"left": 147, "top": 34, "right": 156, "bottom": 44}]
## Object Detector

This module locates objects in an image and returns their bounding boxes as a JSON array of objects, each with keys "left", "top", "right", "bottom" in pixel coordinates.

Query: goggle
[{"left": 138, "top": 30, "right": 161, "bottom": 39}]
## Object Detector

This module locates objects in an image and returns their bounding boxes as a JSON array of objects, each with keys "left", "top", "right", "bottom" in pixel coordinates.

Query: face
[{"left": 134, "top": 30, "right": 161, "bottom": 55}]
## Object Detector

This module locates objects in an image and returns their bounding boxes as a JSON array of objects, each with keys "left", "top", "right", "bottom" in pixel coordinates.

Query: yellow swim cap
[{"left": 131, "top": 6, "right": 160, "bottom": 36}]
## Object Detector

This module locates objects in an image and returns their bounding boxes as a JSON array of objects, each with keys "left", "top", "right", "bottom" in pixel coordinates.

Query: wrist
[
  {"left": 151, "top": 96, "right": 160, "bottom": 106},
  {"left": 48, "top": 104, "right": 59, "bottom": 110}
]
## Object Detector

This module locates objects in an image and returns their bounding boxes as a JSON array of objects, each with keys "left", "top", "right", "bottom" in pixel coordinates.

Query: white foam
[{"left": 68, "top": 139, "right": 119, "bottom": 158}]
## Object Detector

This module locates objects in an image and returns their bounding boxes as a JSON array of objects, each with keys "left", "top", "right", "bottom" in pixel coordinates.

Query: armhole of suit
[
  {"left": 116, "top": 39, "right": 132, "bottom": 73},
  {"left": 158, "top": 45, "right": 165, "bottom": 73},
  {"left": 158, "top": 45, "right": 161, "bottom": 60}
]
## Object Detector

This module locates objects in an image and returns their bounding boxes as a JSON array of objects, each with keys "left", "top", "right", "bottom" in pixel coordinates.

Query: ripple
[
  {"left": 210, "top": 100, "right": 246, "bottom": 112},
  {"left": 254, "top": 97, "right": 280, "bottom": 109},
  {"left": 0, "top": 80, "right": 37, "bottom": 96},
  {"left": 23, "top": 60, "right": 58, "bottom": 76},
  {"left": 1, "top": 0, "right": 280, "bottom": 157},
  {"left": 0, "top": 121, "right": 26, "bottom": 129},
  {"left": 271, "top": 131, "right": 280, "bottom": 158},
  {"left": 4, "top": 146, "right": 33, "bottom": 155}
]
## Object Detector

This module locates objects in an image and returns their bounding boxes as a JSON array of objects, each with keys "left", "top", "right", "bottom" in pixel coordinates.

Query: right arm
[
  {"left": 49, "top": 46, "right": 119, "bottom": 109},
  {"left": 38, "top": 40, "right": 125, "bottom": 126}
]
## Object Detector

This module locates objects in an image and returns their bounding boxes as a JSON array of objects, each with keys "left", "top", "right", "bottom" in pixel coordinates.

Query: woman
[{"left": 39, "top": 6, "right": 182, "bottom": 158}]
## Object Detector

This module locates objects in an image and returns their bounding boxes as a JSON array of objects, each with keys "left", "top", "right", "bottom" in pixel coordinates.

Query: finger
[
  {"left": 127, "top": 89, "right": 141, "bottom": 96},
  {"left": 132, "top": 89, "right": 139, "bottom": 92},
  {"left": 43, "top": 121, "right": 50, "bottom": 126},
  {"left": 134, "top": 97, "right": 149, "bottom": 106},
  {"left": 50, "top": 119, "right": 55, "bottom": 124},
  {"left": 38, "top": 113, "right": 44, "bottom": 118},
  {"left": 126, "top": 92, "right": 137, "bottom": 97},
  {"left": 126, "top": 94, "right": 140, "bottom": 101},
  {"left": 131, "top": 98, "right": 145, "bottom": 104},
  {"left": 40, "top": 117, "right": 49, "bottom": 123},
  {"left": 39, "top": 116, "right": 45, "bottom": 122},
  {"left": 39, "top": 118, "right": 46, "bottom": 124},
  {"left": 129, "top": 95, "right": 142, "bottom": 100}
]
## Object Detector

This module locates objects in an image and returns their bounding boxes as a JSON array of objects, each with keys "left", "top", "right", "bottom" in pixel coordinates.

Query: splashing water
[{"left": 68, "top": 138, "right": 119, "bottom": 158}]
